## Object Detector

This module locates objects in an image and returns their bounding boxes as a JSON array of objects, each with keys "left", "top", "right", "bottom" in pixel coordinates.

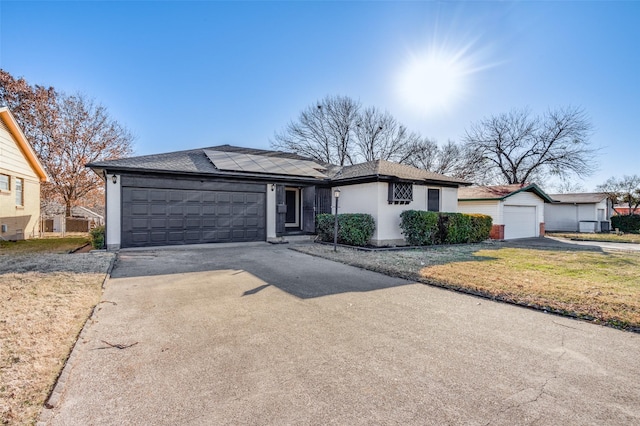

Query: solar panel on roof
[{"left": 204, "top": 150, "right": 327, "bottom": 178}]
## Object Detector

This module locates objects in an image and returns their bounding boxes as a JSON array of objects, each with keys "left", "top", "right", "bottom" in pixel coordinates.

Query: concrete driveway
[{"left": 42, "top": 243, "right": 640, "bottom": 425}]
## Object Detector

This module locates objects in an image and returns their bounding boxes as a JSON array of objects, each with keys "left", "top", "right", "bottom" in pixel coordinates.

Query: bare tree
[
  {"left": 272, "top": 95, "right": 360, "bottom": 165},
  {"left": 43, "top": 94, "right": 134, "bottom": 215},
  {"left": 0, "top": 70, "right": 134, "bottom": 215},
  {"left": 464, "top": 106, "right": 596, "bottom": 185},
  {"left": 0, "top": 69, "right": 57, "bottom": 146},
  {"left": 403, "top": 138, "right": 484, "bottom": 182},
  {"left": 353, "top": 106, "right": 421, "bottom": 162},
  {"left": 552, "top": 178, "right": 586, "bottom": 194},
  {"left": 596, "top": 175, "right": 640, "bottom": 215}
]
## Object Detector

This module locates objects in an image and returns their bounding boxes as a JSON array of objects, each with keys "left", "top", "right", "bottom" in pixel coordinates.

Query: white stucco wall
[
  {"left": 266, "top": 184, "right": 276, "bottom": 239},
  {"left": 457, "top": 201, "right": 501, "bottom": 223},
  {"left": 441, "top": 187, "right": 459, "bottom": 212},
  {"left": 105, "top": 174, "right": 121, "bottom": 250},
  {"left": 335, "top": 182, "right": 459, "bottom": 246}
]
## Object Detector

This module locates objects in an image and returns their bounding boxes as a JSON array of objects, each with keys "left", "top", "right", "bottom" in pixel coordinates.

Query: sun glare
[{"left": 396, "top": 43, "right": 479, "bottom": 116}]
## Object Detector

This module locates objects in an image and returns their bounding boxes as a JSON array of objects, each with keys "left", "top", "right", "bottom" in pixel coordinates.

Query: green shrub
[
  {"left": 611, "top": 214, "right": 640, "bottom": 234},
  {"left": 399, "top": 211, "right": 492, "bottom": 245},
  {"left": 399, "top": 210, "right": 440, "bottom": 245},
  {"left": 468, "top": 213, "right": 493, "bottom": 242},
  {"left": 443, "top": 213, "right": 473, "bottom": 244},
  {"left": 316, "top": 213, "right": 376, "bottom": 246},
  {"left": 90, "top": 226, "right": 105, "bottom": 249}
]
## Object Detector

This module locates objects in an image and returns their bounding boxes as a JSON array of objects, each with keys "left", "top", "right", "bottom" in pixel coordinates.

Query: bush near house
[
  {"left": 400, "top": 210, "right": 492, "bottom": 246},
  {"left": 90, "top": 225, "right": 105, "bottom": 249},
  {"left": 611, "top": 214, "right": 640, "bottom": 234},
  {"left": 316, "top": 213, "right": 376, "bottom": 247}
]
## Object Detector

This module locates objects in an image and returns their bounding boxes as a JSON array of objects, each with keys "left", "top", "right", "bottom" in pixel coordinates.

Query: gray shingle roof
[
  {"left": 548, "top": 193, "right": 608, "bottom": 204},
  {"left": 88, "top": 145, "right": 317, "bottom": 175},
  {"left": 330, "top": 159, "right": 469, "bottom": 185},
  {"left": 88, "top": 145, "right": 468, "bottom": 186},
  {"left": 459, "top": 183, "right": 554, "bottom": 203}
]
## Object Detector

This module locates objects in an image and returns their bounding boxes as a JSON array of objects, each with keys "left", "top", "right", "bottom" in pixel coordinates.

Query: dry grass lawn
[
  {"left": 0, "top": 237, "right": 89, "bottom": 255},
  {"left": 0, "top": 239, "right": 113, "bottom": 425},
  {"left": 295, "top": 243, "right": 640, "bottom": 331}
]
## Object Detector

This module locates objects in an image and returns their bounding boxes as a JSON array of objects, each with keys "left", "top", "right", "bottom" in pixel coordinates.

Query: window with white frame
[
  {"left": 15, "top": 178, "right": 24, "bottom": 206},
  {"left": 0, "top": 174, "right": 9, "bottom": 191},
  {"left": 388, "top": 182, "right": 413, "bottom": 205}
]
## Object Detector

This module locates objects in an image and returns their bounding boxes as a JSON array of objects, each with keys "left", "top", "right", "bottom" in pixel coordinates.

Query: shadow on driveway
[{"left": 111, "top": 243, "right": 412, "bottom": 299}]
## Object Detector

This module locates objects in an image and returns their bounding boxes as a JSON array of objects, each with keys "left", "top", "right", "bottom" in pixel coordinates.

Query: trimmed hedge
[
  {"left": 316, "top": 213, "right": 376, "bottom": 247},
  {"left": 90, "top": 225, "right": 105, "bottom": 249},
  {"left": 399, "top": 210, "right": 492, "bottom": 246},
  {"left": 611, "top": 214, "right": 640, "bottom": 234}
]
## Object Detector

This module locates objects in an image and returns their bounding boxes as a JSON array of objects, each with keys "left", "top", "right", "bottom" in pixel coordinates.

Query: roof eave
[
  {"left": 0, "top": 107, "right": 49, "bottom": 182},
  {"left": 88, "top": 164, "right": 330, "bottom": 184},
  {"left": 331, "top": 174, "right": 466, "bottom": 188}
]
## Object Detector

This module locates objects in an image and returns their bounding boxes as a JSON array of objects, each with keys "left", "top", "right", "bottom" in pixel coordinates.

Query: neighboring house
[
  {"left": 458, "top": 184, "right": 554, "bottom": 240},
  {"left": 612, "top": 205, "right": 640, "bottom": 216},
  {"left": 72, "top": 206, "right": 105, "bottom": 226},
  {"left": 42, "top": 204, "right": 105, "bottom": 232},
  {"left": 87, "top": 145, "right": 468, "bottom": 250},
  {"left": 545, "top": 193, "right": 611, "bottom": 233},
  {"left": 0, "top": 107, "right": 48, "bottom": 240}
]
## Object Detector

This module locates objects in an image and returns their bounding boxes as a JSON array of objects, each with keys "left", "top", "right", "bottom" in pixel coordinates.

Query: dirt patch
[{"left": 0, "top": 252, "right": 114, "bottom": 425}]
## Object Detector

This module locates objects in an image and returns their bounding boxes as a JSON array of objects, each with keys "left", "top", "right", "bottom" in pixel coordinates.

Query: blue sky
[{"left": 1, "top": 1, "right": 638, "bottom": 191}]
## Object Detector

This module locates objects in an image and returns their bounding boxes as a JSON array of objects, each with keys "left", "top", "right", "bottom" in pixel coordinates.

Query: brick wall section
[
  {"left": 490, "top": 224, "right": 505, "bottom": 240},
  {"left": 539, "top": 222, "right": 545, "bottom": 237}
]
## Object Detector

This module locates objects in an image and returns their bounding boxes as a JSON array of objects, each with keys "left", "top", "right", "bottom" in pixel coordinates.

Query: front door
[{"left": 285, "top": 187, "right": 300, "bottom": 229}]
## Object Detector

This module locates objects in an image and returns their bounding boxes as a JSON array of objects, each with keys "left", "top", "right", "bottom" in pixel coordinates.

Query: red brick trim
[
  {"left": 539, "top": 222, "right": 545, "bottom": 237},
  {"left": 490, "top": 224, "right": 505, "bottom": 240}
]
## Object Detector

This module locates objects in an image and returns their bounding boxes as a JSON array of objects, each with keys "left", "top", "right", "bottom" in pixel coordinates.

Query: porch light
[{"left": 112, "top": 175, "right": 117, "bottom": 184}]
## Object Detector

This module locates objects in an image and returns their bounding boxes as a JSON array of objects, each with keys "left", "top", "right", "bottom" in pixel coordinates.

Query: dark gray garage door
[{"left": 121, "top": 186, "right": 265, "bottom": 248}]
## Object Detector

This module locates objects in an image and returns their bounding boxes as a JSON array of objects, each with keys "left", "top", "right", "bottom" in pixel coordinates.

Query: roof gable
[
  {"left": 459, "top": 183, "right": 554, "bottom": 203},
  {"left": 0, "top": 107, "right": 48, "bottom": 182}
]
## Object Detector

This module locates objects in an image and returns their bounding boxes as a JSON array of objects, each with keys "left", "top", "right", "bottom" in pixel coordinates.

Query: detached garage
[{"left": 457, "top": 184, "right": 554, "bottom": 240}]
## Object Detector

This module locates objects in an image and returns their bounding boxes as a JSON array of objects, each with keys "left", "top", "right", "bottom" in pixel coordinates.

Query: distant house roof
[
  {"left": 88, "top": 145, "right": 469, "bottom": 187},
  {"left": 458, "top": 183, "right": 554, "bottom": 203},
  {"left": 42, "top": 203, "right": 105, "bottom": 218},
  {"left": 330, "top": 159, "right": 470, "bottom": 186},
  {"left": 548, "top": 192, "right": 608, "bottom": 204},
  {"left": 0, "top": 107, "right": 48, "bottom": 182}
]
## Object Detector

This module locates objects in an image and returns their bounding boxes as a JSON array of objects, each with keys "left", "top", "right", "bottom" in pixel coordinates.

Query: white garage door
[{"left": 503, "top": 205, "right": 537, "bottom": 240}]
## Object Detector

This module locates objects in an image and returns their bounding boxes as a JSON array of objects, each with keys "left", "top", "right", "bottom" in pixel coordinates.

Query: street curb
[{"left": 37, "top": 252, "right": 118, "bottom": 425}]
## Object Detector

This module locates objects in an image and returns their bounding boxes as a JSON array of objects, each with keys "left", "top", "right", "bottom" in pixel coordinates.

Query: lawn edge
[
  {"left": 291, "top": 246, "right": 640, "bottom": 334},
  {"left": 37, "top": 252, "right": 118, "bottom": 425}
]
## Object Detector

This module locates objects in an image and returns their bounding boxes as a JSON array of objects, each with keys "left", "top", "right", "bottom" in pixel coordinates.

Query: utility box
[
  {"left": 579, "top": 220, "right": 598, "bottom": 233},
  {"left": 600, "top": 221, "right": 611, "bottom": 232}
]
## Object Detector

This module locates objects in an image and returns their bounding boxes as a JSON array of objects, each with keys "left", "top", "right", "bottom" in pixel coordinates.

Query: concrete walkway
[
  {"left": 42, "top": 243, "right": 640, "bottom": 425},
  {"left": 500, "top": 235, "right": 640, "bottom": 252}
]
